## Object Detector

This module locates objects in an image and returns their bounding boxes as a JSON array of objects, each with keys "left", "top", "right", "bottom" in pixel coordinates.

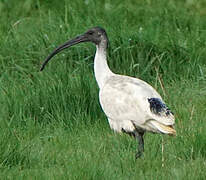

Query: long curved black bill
[{"left": 40, "top": 34, "right": 89, "bottom": 71}]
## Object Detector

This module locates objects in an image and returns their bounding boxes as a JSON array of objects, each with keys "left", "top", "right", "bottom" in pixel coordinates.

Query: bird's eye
[{"left": 88, "top": 31, "right": 94, "bottom": 35}]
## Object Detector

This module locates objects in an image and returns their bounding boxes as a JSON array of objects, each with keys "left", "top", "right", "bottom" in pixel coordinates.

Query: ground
[{"left": 0, "top": 0, "right": 206, "bottom": 179}]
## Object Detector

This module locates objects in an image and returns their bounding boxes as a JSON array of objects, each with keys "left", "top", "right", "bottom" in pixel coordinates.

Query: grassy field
[{"left": 0, "top": 0, "right": 206, "bottom": 179}]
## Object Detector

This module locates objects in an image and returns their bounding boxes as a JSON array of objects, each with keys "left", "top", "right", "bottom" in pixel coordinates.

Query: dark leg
[
  {"left": 121, "top": 128, "right": 136, "bottom": 138},
  {"left": 121, "top": 128, "right": 145, "bottom": 159},
  {"left": 134, "top": 131, "right": 145, "bottom": 159}
]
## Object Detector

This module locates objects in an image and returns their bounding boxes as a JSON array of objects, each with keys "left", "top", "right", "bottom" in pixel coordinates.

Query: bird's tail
[{"left": 150, "top": 120, "right": 176, "bottom": 136}]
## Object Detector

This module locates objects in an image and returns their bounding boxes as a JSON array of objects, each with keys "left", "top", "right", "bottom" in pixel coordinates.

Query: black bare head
[
  {"left": 84, "top": 26, "right": 108, "bottom": 45},
  {"left": 40, "top": 26, "right": 108, "bottom": 71}
]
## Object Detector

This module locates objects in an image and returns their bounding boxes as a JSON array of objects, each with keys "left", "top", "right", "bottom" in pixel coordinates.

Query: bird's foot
[{"left": 135, "top": 151, "right": 143, "bottom": 159}]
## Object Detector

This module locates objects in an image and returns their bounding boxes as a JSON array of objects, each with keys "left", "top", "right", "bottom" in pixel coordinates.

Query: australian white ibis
[{"left": 40, "top": 27, "right": 176, "bottom": 159}]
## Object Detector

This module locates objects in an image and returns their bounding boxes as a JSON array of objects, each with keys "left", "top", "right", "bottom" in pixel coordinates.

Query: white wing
[{"left": 99, "top": 75, "right": 175, "bottom": 134}]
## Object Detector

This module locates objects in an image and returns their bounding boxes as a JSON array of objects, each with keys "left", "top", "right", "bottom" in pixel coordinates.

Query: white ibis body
[{"left": 40, "top": 27, "right": 176, "bottom": 159}]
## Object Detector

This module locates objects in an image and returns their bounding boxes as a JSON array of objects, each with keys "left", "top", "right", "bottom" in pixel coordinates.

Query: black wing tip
[{"left": 148, "top": 98, "right": 173, "bottom": 116}]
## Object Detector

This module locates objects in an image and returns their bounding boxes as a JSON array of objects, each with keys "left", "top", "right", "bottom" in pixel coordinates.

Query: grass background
[{"left": 0, "top": 0, "right": 206, "bottom": 179}]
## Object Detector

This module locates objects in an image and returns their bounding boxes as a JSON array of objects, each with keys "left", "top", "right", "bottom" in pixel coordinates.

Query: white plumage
[
  {"left": 40, "top": 27, "right": 176, "bottom": 158},
  {"left": 99, "top": 75, "right": 174, "bottom": 133}
]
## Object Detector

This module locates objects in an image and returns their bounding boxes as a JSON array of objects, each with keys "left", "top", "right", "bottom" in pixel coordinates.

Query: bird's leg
[
  {"left": 134, "top": 131, "right": 145, "bottom": 159},
  {"left": 121, "top": 128, "right": 135, "bottom": 137},
  {"left": 121, "top": 128, "right": 145, "bottom": 159}
]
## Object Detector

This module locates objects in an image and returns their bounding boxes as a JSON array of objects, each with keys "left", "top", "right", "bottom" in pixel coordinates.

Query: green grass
[{"left": 0, "top": 0, "right": 206, "bottom": 179}]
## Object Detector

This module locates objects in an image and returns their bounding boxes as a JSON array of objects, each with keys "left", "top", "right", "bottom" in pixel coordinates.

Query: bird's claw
[{"left": 135, "top": 151, "right": 143, "bottom": 159}]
